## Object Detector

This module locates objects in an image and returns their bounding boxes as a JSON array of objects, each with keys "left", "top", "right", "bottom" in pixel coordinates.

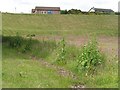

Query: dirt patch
[
  {"left": 39, "top": 58, "right": 78, "bottom": 79},
  {"left": 38, "top": 59, "right": 85, "bottom": 88},
  {"left": 35, "top": 35, "right": 118, "bottom": 56}
]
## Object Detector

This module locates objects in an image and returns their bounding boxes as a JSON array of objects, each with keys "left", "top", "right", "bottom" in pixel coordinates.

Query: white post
[{"left": 15, "top": 7, "right": 16, "bottom": 13}]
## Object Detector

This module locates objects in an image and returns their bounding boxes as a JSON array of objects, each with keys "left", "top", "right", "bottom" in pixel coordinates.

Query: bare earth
[{"left": 34, "top": 35, "right": 118, "bottom": 56}]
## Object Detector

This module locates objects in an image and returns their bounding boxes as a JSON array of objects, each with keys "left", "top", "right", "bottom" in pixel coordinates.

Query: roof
[
  {"left": 93, "top": 8, "right": 114, "bottom": 12},
  {"left": 35, "top": 6, "right": 60, "bottom": 11}
]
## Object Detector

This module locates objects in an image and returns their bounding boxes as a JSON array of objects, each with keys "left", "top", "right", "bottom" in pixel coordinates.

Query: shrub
[
  {"left": 68, "top": 9, "right": 81, "bottom": 14},
  {"left": 21, "top": 38, "right": 32, "bottom": 53},
  {"left": 77, "top": 39, "right": 105, "bottom": 75},
  {"left": 9, "top": 33, "right": 23, "bottom": 48},
  {"left": 21, "top": 34, "right": 35, "bottom": 53},
  {"left": 7, "top": 33, "right": 35, "bottom": 53},
  {"left": 60, "top": 10, "right": 68, "bottom": 14}
]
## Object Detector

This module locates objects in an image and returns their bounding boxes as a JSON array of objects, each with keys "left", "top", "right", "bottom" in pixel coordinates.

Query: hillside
[
  {"left": 2, "top": 13, "right": 118, "bottom": 36},
  {"left": 2, "top": 13, "right": 118, "bottom": 88}
]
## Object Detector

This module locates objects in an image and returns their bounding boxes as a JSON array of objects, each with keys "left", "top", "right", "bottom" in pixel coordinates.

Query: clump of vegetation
[
  {"left": 9, "top": 33, "right": 23, "bottom": 48},
  {"left": 4, "top": 33, "right": 35, "bottom": 53},
  {"left": 21, "top": 34, "right": 35, "bottom": 53},
  {"left": 76, "top": 39, "right": 105, "bottom": 75},
  {"left": 61, "top": 9, "right": 82, "bottom": 14},
  {"left": 56, "top": 38, "right": 66, "bottom": 64}
]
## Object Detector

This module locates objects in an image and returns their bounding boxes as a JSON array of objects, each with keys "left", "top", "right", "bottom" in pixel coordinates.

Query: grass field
[
  {"left": 2, "top": 44, "right": 74, "bottom": 88},
  {"left": 2, "top": 13, "right": 118, "bottom": 88},
  {"left": 2, "top": 13, "right": 118, "bottom": 36}
]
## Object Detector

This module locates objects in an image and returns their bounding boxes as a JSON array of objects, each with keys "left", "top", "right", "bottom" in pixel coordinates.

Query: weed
[
  {"left": 9, "top": 33, "right": 23, "bottom": 48},
  {"left": 19, "top": 71, "right": 28, "bottom": 78},
  {"left": 21, "top": 34, "right": 35, "bottom": 53},
  {"left": 4, "top": 33, "right": 35, "bottom": 53},
  {"left": 56, "top": 38, "right": 66, "bottom": 64},
  {"left": 76, "top": 38, "right": 105, "bottom": 75}
]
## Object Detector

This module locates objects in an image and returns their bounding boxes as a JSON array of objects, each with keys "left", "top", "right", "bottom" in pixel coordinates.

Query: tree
[
  {"left": 68, "top": 9, "right": 81, "bottom": 14},
  {"left": 60, "top": 10, "right": 68, "bottom": 14}
]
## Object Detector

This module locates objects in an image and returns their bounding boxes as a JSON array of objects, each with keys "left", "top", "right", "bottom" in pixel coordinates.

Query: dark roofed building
[
  {"left": 94, "top": 8, "right": 114, "bottom": 13},
  {"left": 88, "top": 7, "right": 114, "bottom": 13},
  {"left": 32, "top": 6, "right": 60, "bottom": 14}
]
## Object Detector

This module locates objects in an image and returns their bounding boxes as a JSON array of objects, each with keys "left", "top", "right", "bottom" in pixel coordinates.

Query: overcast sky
[{"left": 0, "top": 0, "right": 119, "bottom": 13}]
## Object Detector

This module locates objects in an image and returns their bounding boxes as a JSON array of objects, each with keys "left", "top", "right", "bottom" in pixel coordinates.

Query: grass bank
[
  {"left": 2, "top": 35, "right": 118, "bottom": 88},
  {"left": 2, "top": 13, "right": 118, "bottom": 36}
]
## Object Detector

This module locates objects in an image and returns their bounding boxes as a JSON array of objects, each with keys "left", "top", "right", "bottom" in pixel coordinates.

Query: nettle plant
[
  {"left": 9, "top": 33, "right": 35, "bottom": 53},
  {"left": 21, "top": 34, "right": 35, "bottom": 53},
  {"left": 9, "top": 33, "right": 23, "bottom": 48},
  {"left": 77, "top": 39, "right": 105, "bottom": 75},
  {"left": 56, "top": 38, "right": 66, "bottom": 64}
]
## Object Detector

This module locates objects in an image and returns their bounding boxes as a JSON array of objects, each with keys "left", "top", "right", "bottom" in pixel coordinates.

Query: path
[{"left": 31, "top": 56, "right": 85, "bottom": 88}]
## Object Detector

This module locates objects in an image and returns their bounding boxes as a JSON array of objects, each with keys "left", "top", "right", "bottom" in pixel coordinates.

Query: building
[
  {"left": 88, "top": 7, "right": 114, "bottom": 13},
  {"left": 32, "top": 6, "right": 60, "bottom": 14}
]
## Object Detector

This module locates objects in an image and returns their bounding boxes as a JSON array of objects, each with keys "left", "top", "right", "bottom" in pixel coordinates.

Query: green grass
[
  {"left": 0, "top": 44, "right": 2, "bottom": 89},
  {"left": 2, "top": 13, "right": 118, "bottom": 88},
  {"left": 2, "top": 35, "right": 118, "bottom": 88},
  {"left": 47, "top": 41, "right": 118, "bottom": 88},
  {"left": 2, "top": 60, "right": 72, "bottom": 88},
  {"left": 2, "top": 43, "right": 74, "bottom": 88},
  {"left": 2, "top": 13, "right": 118, "bottom": 36}
]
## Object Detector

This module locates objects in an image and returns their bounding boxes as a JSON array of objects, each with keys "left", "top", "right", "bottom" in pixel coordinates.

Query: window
[{"left": 47, "top": 11, "right": 52, "bottom": 14}]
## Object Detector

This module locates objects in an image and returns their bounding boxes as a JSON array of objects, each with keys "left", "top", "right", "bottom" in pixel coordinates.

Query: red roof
[{"left": 35, "top": 6, "right": 60, "bottom": 11}]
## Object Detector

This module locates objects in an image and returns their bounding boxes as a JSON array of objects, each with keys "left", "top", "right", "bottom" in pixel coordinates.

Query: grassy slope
[
  {"left": 2, "top": 13, "right": 118, "bottom": 36},
  {"left": 2, "top": 13, "right": 118, "bottom": 88}
]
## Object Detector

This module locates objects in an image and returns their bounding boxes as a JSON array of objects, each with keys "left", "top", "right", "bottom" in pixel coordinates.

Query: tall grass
[
  {"left": 3, "top": 33, "right": 33, "bottom": 53},
  {"left": 2, "top": 35, "right": 118, "bottom": 88},
  {"left": 2, "top": 35, "right": 57, "bottom": 59},
  {"left": 2, "top": 14, "right": 118, "bottom": 36},
  {"left": 56, "top": 38, "right": 66, "bottom": 64},
  {"left": 47, "top": 37, "right": 106, "bottom": 76}
]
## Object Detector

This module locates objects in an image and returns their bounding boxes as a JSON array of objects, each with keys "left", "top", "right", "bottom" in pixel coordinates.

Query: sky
[{"left": 0, "top": 0, "right": 119, "bottom": 13}]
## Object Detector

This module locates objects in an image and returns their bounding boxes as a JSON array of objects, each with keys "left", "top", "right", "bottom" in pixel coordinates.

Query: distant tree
[
  {"left": 68, "top": 9, "right": 81, "bottom": 14},
  {"left": 115, "top": 12, "right": 120, "bottom": 15},
  {"left": 60, "top": 10, "right": 68, "bottom": 14}
]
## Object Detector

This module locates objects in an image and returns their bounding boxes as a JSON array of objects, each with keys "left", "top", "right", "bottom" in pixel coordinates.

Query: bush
[
  {"left": 68, "top": 9, "right": 81, "bottom": 14},
  {"left": 60, "top": 10, "right": 68, "bottom": 14},
  {"left": 6, "top": 33, "right": 35, "bottom": 53},
  {"left": 9, "top": 33, "right": 23, "bottom": 48},
  {"left": 77, "top": 39, "right": 105, "bottom": 75},
  {"left": 21, "top": 37, "right": 32, "bottom": 53}
]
